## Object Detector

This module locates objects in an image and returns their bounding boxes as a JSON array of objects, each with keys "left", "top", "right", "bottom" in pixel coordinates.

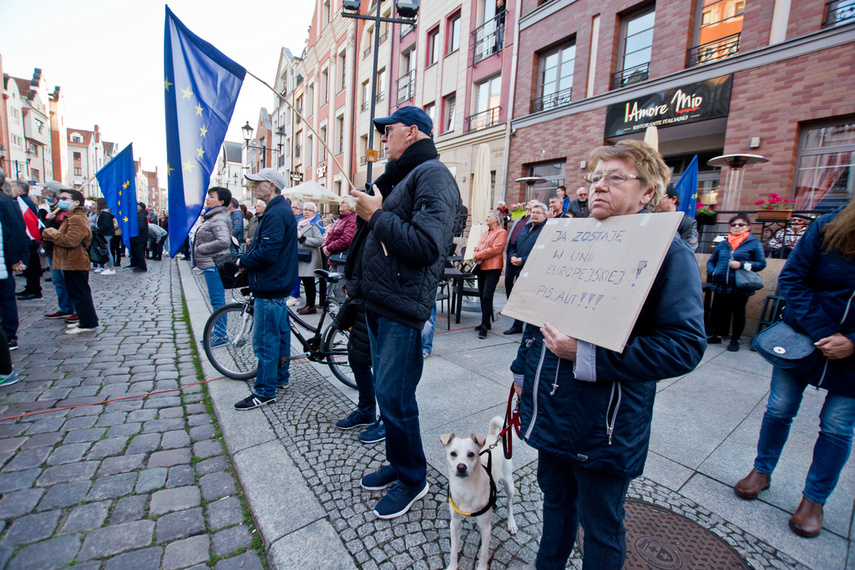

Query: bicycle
[{"left": 201, "top": 269, "right": 356, "bottom": 389}]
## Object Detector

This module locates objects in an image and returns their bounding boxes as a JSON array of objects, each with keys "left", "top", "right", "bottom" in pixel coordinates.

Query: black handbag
[
  {"left": 752, "top": 321, "right": 820, "bottom": 374},
  {"left": 88, "top": 232, "right": 109, "bottom": 265},
  {"left": 297, "top": 249, "right": 312, "bottom": 263},
  {"left": 212, "top": 252, "right": 247, "bottom": 289},
  {"left": 734, "top": 268, "right": 764, "bottom": 291},
  {"left": 328, "top": 252, "right": 347, "bottom": 265}
]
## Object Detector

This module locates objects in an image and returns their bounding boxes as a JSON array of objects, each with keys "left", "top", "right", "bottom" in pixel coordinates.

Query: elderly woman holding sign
[{"left": 509, "top": 140, "right": 706, "bottom": 570}]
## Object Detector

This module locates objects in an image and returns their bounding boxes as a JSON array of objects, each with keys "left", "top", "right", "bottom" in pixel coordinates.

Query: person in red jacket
[{"left": 322, "top": 196, "right": 357, "bottom": 268}]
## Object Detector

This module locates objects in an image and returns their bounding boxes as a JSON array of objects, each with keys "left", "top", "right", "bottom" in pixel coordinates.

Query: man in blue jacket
[
  {"left": 350, "top": 106, "right": 460, "bottom": 519},
  {"left": 234, "top": 168, "right": 297, "bottom": 410},
  {"left": 503, "top": 202, "right": 546, "bottom": 334}
]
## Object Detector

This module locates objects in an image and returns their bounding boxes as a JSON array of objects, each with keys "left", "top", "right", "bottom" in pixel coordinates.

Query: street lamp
[
  {"left": 341, "top": 1, "right": 418, "bottom": 184},
  {"left": 242, "top": 121, "right": 253, "bottom": 144}
]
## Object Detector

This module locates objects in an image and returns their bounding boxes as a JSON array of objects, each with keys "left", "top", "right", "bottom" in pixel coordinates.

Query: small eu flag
[
  {"left": 96, "top": 143, "right": 139, "bottom": 250},
  {"left": 164, "top": 5, "right": 245, "bottom": 257},
  {"left": 675, "top": 154, "right": 699, "bottom": 218}
]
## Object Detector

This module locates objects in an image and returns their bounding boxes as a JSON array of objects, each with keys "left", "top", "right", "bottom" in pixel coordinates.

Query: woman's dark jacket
[
  {"left": 707, "top": 234, "right": 766, "bottom": 287},
  {"left": 353, "top": 156, "right": 461, "bottom": 329},
  {"left": 507, "top": 220, "right": 544, "bottom": 265},
  {"left": 779, "top": 210, "right": 855, "bottom": 396},
  {"left": 239, "top": 195, "right": 298, "bottom": 299},
  {"left": 510, "top": 236, "right": 706, "bottom": 477},
  {"left": 96, "top": 211, "right": 115, "bottom": 237}
]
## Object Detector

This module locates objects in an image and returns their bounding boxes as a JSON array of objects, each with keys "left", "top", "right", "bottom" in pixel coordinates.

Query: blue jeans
[
  {"left": 252, "top": 297, "right": 291, "bottom": 398},
  {"left": 536, "top": 450, "right": 631, "bottom": 570},
  {"left": 350, "top": 359, "right": 376, "bottom": 418},
  {"left": 754, "top": 367, "right": 855, "bottom": 504},
  {"left": 366, "top": 311, "right": 426, "bottom": 488},
  {"left": 421, "top": 302, "right": 436, "bottom": 355},
  {"left": 203, "top": 268, "right": 226, "bottom": 338},
  {"left": 48, "top": 256, "right": 74, "bottom": 314}
]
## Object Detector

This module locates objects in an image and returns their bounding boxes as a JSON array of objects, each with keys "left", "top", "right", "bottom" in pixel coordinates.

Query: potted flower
[
  {"left": 510, "top": 202, "right": 528, "bottom": 220},
  {"left": 755, "top": 192, "right": 795, "bottom": 221},
  {"left": 695, "top": 202, "right": 717, "bottom": 225}
]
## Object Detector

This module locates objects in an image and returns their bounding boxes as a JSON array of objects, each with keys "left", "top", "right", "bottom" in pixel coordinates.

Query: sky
[{"left": 0, "top": 0, "right": 315, "bottom": 185}]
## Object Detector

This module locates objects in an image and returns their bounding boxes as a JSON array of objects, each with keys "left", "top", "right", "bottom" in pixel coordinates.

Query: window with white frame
[
  {"left": 613, "top": 5, "right": 655, "bottom": 89},
  {"left": 443, "top": 93, "right": 456, "bottom": 133},
  {"left": 427, "top": 27, "right": 440, "bottom": 65},
  {"left": 470, "top": 75, "right": 501, "bottom": 131},
  {"left": 447, "top": 12, "right": 461, "bottom": 54},
  {"left": 10, "top": 108, "right": 19, "bottom": 123},
  {"left": 337, "top": 51, "right": 347, "bottom": 93},
  {"left": 336, "top": 115, "right": 345, "bottom": 155},
  {"left": 793, "top": 119, "right": 855, "bottom": 209},
  {"left": 11, "top": 134, "right": 22, "bottom": 150},
  {"left": 424, "top": 102, "right": 436, "bottom": 127},
  {"left": 532, "top": 42, "right": 575, "bottom": 113}
]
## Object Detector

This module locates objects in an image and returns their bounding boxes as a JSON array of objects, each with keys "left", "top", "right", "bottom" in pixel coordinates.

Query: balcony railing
[
  {"left": 471, "top": 14, "right": 506, "bottom": 66},
  {"left": 530, "top": 87, "right": 572, "bottom": 114},
  {"left": 400, "top": 22, "right": 416, "bottom": 39},
  {"left": 361, "top": 100, "right": 370, "bottom": 112},
  {"left": 359, "top": 155, "right": 367, "bottom": 166},
  {"left": 375, "top": 91, "right": 385, "bottom": 102},
  {"left": 396, "top": 70, "right": 416, "bottom": 104},
  {"left": 363, "top": 46, "right": 371, "bottom": 60},
  {"left": 610, "top": 62, "right": 650, "bottom": 90},
  {"left": 465, "top": 107, "right": 501, "bottom": 133},
  {"left": 686, "top": 32, "right": 741, "bottom": 67},
  {"left": 824, "top": 0, "right": 855, "bottom": 26},
  {"left": 379, "top": 31, "right": 388, "bottom": 45}
]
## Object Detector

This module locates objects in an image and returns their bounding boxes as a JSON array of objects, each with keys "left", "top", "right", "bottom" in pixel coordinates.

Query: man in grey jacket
[{"left": 350, "top": 106, "right": 460, "bottom": 519}]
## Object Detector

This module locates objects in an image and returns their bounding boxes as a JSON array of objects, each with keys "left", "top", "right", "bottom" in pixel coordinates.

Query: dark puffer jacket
[
  {"left": 239, "top": 195, "right": 298, "bottom": 299},
  {"left": 779, "top": 210, "right": 855, "bottom": 396},
  {"left": 707, "top": 234, "right": 766, "bottom": 287},
  {"left": 510, "top": 236, "right": 706, "bottom": 477},
  {"left": 355, "top": 157, "right": 460, "bottom": 329}
]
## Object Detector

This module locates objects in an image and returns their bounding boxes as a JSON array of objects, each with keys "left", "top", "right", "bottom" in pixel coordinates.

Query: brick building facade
[{"left": 507, "top": 0, "right": 855, "bottom": 214}]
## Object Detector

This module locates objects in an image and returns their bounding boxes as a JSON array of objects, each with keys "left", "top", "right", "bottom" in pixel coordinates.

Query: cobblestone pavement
[
  {"left": 189, "top": 268, "right": 807, "bottom": 570},
  {"left": 0, "top": 259, "right": 266, "bottom": 569}
]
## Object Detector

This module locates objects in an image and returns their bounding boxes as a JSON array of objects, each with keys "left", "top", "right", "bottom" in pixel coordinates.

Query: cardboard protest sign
[{"left": 501, "top": 212, "right": 683, "bottom": 352}]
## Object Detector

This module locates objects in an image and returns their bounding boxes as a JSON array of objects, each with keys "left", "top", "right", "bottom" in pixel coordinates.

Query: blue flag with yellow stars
[
  {"left": 164, "top": 5, "right": 245, "bottom": 257},
  {"left": 95, "top": 143, "right": 139, "bottom": 250},
  {"left": 675, "top": 154, "right": 699, "bottom": 218}
]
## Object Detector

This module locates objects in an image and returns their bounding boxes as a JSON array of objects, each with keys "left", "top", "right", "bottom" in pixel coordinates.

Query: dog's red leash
[{"left": 500, "top": 384, "right": 521, "bottom": 460}]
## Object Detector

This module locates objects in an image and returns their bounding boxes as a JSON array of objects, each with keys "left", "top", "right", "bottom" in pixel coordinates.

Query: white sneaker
[
  {"left": 93, "top": 268, "right": 103, "bottom": 273},
  {"left": 66, "top": 326, "right": 96, "bottom": 335},
  {"left": 287, "top": 297, "right": 301, "bottom": 307},
  {"left": 101, "top": 269, "right": 116, "bottom": 275}
]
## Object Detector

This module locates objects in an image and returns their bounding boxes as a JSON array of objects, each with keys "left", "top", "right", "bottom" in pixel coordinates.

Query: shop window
[
  {"left": 531, "top": 42, "right": 575, "bottom": 114},
  {"left": 612, "top": 5, "right": 655, "bottom": 90},
  {"left": 687, "top": 0, "right": 744, "bottom": 67},
  {"left": 524, "top": 159, "right": 566, "bottom": 203},
  {"left": 793, "top": 119, "right": 855, "bottom": 210},
  {"left": 427, "top": 26, "right": 440, "bottom": 66}
]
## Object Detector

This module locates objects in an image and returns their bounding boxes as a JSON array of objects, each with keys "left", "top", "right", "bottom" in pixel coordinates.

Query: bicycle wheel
[
  {"left": 322, "top": 323, "right": 357, "bottom": 389},
  {"left": 203, "top": 303, "right": 257, "bottom": 380}
]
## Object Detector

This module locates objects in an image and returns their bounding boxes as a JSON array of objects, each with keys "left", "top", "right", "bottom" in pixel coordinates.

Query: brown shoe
[
  {"left": 734, "top": 469, "right": 771, "bottom": 500},
  {"left": 297, "top": 306, "right": 316, "bottom": 315},
  {"left": 789, "top": 497, "right": 823, "bottom": 538}
]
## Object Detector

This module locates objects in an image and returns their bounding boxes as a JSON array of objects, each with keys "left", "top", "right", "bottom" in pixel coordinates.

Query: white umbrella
[
  {"left": 465, "top": 143, "right": 492, "bottom": 262},
  {"left": 643, "top": 126, "right": 659, "bottom": 151},
  {"left": 285, "top": 180, "right": 340, "bottom": 205}
]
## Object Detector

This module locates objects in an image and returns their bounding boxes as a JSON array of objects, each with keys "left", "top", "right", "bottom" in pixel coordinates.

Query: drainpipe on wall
[{"left": 501, "top": 0, "right": 523, "bottom": 203}]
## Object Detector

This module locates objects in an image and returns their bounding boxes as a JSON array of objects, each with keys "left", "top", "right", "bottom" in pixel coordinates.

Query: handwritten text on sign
[{"left": 501, "top": 212, "right": 682, "bottom": 352}]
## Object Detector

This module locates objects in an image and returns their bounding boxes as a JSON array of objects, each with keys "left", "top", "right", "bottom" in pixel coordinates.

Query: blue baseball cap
[{"left": 373, "top": 106, "right": 433, "bottom": 138}]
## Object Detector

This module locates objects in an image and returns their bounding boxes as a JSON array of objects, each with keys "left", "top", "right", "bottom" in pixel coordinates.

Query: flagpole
[{"left": 244, "top": 70, "right": 354, "bottom": 191}]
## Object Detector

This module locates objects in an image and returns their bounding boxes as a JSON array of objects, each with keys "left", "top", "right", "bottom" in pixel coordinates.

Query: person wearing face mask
[
  {"left": 39, "top": 184, "right": 77, "bottom": 322},
  {"left": 41, "top": 189, "right": 99, "bottom": 334},
  {"left": 706, "top": 213, "right": 766, "bottom": 351}
]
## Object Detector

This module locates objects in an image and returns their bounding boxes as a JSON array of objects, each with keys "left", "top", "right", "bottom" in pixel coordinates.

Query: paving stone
[
  {"left": 63, "top": 416, "right": 98, "bottom": 430},
  {"left": 212, "top": 524, "right": 253, "bottom": 557},
  {"left": 161, "top": 430, "right": 191, "bottom": 449},
  {"left": 0, "top": 468, "right": 40, "bottom": 494},
  {"left": 126, "top": 433, "right": 162, "bottom": 455},
  {"left": 148, "top": 448, "right": 191, "bottom": 468},
  {"left": 86, "top": 472, "right": 137, "bottom": 501},
  {"left": 78, "top": 519, "right": 155, "bottom": 561},
  {"left": 24, "top": 416, "right": 66, "bottom": 435},
  {"left": 127, "top": 409, "right": 158, "bottom": 423},
  {"left": 189, "top": 424, "right": 216, "bottom": 441},
  {"left": 0, "top": 488, "right": 45, "bottom": 518},
  {"left": 149, "top": 486, "right": 202, "bottom": 516},
  {"left": 215, "top": 551, "right": 264, "bottom": 570},
  {"left": 46, "top": 442, "right": 91, "bottom": 466},
  {"left": 200, "top": 470, "right": 236, "bottom": 502},
  {"left": 143, "top": 418, "right": 185, "bottom": 433},
  {"left": 98, "top": 453, "right": 146, "bottom": 476},
  {"left": 37, "top": 481, "right": 92, "bottom": 511},
  {"left": 63, "top": 427, "right": 105, "bottom": 443},
  {"left": 111, "top": 494, "right": 148, "bottom": 524},
  {"left": 158, "top": 407, "right": 185, "bottom": 419},
  {"left": 6, "top": 534, "right": 81, "bottom": 570},
  {"left": 187, "top": 414, "right": 211, "bottom": 427},
  {"left": 59, "top": 501, "right": 110, "bottom": 534},
  {"left": 20, "top": 432, "right": 63, "bottom": 449},
  {"left": 2, "top": 446, "right": 50, "bottom": 472},
  {"left": 162, "top": 534, "right": 210, "bottom": 570},
  {"left": 37, "top": 461, "right": 99, "bottom": 486},
  {"left": 196, "top": 456, "right": 228, "bottom": 475},
  {"left": 192, "top": 438, "right": 222, "bottom": 459},
  {"left": 166, "top": 464, "right": 196, "bottom": 488},
  {"left": 0, "top": 509, "right": 61, "bottom": 548},
  {"left": 206, "top": 495, "right": 244, "bottom": 531},
  {"left": 136, "top": 467, "right": 168, "bottom": 494},
  {"left": 86, "top": 436, "right": 129, "bottom": 459},
  {"left": 0, "top": 437, "right": 25, "bottom": 454},
  {"left": 107, "top": 422, "right": 142, "bottom": 437},
  {"left": 156, "top": 506, "right": 205, "bottom": 543},
  {"left": 104, "top": 546, "right": 164, "bottom": 570}
]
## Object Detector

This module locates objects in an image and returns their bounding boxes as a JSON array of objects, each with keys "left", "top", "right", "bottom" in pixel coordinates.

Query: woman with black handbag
[
  {"left": 93, "top": 198, "right": 115, "bottom": 275},
  {"left": 734, "top": 199, "right": 855, "bottom": 538},
  {"left": 296, "top": 202, "right": 325, "bottom": 315},
  {"left": 706, "top": 212, "right": 766, "bottom": 351}
]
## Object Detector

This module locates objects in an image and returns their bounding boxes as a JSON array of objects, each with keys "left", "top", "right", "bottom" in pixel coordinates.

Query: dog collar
[{"left": 447, "top": 463, "right": 497, "bottom": 518}]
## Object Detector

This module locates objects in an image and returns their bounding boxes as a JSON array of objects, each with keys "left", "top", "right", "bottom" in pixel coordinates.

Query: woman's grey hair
[
  {"left": 302, "top": 201, "right": 317, "bottom": 213},
  {"left": 340, "top": 195, "right": 355, "bottom": 209},
  {"left": 486, "top": 209, "right": 501, "bottom": 222}
]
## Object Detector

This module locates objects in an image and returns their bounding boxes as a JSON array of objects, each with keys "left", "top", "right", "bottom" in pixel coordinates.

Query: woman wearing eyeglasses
[{"left": 707, "top": 213, "right": 767, "bottom": 351}]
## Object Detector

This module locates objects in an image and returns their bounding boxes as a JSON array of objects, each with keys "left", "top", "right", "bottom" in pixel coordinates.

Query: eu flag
[
  {"left": 164, "top": 5, "right": 245, "bottom": 257},
  {"left": 675, "top": 155, "right": 699, "bottom": 218},
  {"left": 95, "top": 143, "right": 139, "bottom": 250}
]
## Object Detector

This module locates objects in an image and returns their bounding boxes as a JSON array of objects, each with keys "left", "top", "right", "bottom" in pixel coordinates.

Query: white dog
[{"left": 440, "top": 416, "right": 518, "bottom": 570}]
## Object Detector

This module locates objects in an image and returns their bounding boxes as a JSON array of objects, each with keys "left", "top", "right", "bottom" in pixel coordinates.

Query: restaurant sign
[{"left": 605, "top": 75, "right": 732, "bottom": 138}]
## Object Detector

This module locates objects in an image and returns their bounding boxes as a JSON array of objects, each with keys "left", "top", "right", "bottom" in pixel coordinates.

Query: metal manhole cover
[{"left": 624, "top": 500, "right": 749, "bottom": 569}]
